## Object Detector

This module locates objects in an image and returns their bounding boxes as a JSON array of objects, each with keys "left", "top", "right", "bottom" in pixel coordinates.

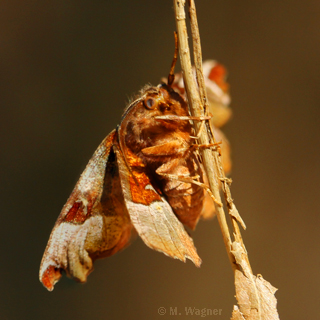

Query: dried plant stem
[
  {"left": 173, "top": 2, "right": 280, "bottom": 319},
  {"left": 187, "top": 0, "right": 251, "bottom": 270},
  {"left": 173, "top": 0, "right": 237, "bottom": 271}
]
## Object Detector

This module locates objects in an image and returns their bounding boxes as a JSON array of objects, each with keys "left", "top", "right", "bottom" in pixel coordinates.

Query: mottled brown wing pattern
[
  {"left": 39, "top": 130, "right": 133, "bottom": 291},
  {"left": 161, "top": 153, "right": 205, "bottom": 230},
  {"left": 114, "top": 139, "right": 201, "bottom": 267}
]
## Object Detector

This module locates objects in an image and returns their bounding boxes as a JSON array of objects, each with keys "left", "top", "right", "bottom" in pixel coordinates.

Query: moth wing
[
  {"left": 40, "top": 130, "right": 132, "bottom": 291},
  {"left": 201, "top": 126, "right": 232, "bottom": 219},
  {"left": 114, "top": 141, "right": 201, "bottom": 267}
]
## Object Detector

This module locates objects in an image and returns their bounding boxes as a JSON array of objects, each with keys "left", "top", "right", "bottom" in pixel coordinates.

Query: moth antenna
[{"left": 167, "top": 31, "right": 178, "bottom": 87}]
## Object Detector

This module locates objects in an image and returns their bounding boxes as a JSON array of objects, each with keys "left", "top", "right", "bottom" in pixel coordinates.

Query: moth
[{"left": 39, "top": 62, "right": 231, "bottom": 291}]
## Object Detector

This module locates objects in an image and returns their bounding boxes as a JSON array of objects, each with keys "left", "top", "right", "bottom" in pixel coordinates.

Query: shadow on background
[{"left": 0, "top": 1, "right": 319, "bottom": 319}]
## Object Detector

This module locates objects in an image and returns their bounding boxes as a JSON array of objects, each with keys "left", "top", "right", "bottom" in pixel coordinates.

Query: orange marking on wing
[
  {"left": 208, "top": 63, "right": 229, "bottom": 92},
  {"left": 125, "top": 146, "right": 161, "bottom": 204},
  {"left": 129, "top": 171, "right": 161, "bottom": 205},
  {"left": 41, "top": 266, "right": 61, "bottom": 291},
  {"left": 63, "top": 200, "right": 93, "bottom": 224},
  {"left": 126, "top": 148, "right": 146, "bottom": 167}
]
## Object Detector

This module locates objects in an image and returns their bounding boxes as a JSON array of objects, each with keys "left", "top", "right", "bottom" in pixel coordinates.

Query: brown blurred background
[{"left": 0, "top": 1, "right": 319, "bottom": 319}]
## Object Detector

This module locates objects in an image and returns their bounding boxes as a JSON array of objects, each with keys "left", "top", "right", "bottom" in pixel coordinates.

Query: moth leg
[
  {"left": 190, "top": 112, "right": 214, "bottom": 139},
  {"left": 141, "top": 134, "right": 221, "bottom": 158},
  {"left": 219, "top": 177, "right": 232, "bottom": 185},
  {"left": 154, "top": 114, "right": 211, "bottom": 140},
  {"left": 190, "top": 141, "right": 222, "bottom": 152},
  {"left": 154, "top": 115, "right": 211, "bottom": 122},
  {"left": 156, "top": 170, "right": 222, "bottom": 207},
  {"left": 141, "top": 141, "right": 188, "bottom": 157},
  {"left": 190, "top": 120, "right": 205, "bottom": 139}
]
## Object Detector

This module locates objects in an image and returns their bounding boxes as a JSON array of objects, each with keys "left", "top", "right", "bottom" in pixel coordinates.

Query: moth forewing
[
  {"left": 39, "top": 131, "right": 132, "bottom": 291},
  {"left": 114, "top": 139, "right": 201, "bottom": 266}
]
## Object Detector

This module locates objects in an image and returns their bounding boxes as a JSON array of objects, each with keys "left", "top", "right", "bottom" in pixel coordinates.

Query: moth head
[
  {"left": 119, "top": 84, "right": 191, "bottom": 152},
  {"left": 122, "top": 84, "right": 188, "bottom": 125},
  {"left": 142, "top": 84, "right": 190, "bottom": 129}
]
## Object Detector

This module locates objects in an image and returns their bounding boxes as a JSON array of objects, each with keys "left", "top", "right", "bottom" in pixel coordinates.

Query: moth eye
[{"left": 144, "top": 97, "right": 157, "bottom": 110}]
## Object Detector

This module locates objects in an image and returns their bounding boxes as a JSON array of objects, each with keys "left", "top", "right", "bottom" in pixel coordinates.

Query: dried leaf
[
  {"left": 229, "top": 204, "right": 246, "bottom": 230},
  {"left": 231, "top": 306, "right": 246, "bottom": 320},
  {"left": 231, "top": 242, "right": 279, "bottom": 320}
]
